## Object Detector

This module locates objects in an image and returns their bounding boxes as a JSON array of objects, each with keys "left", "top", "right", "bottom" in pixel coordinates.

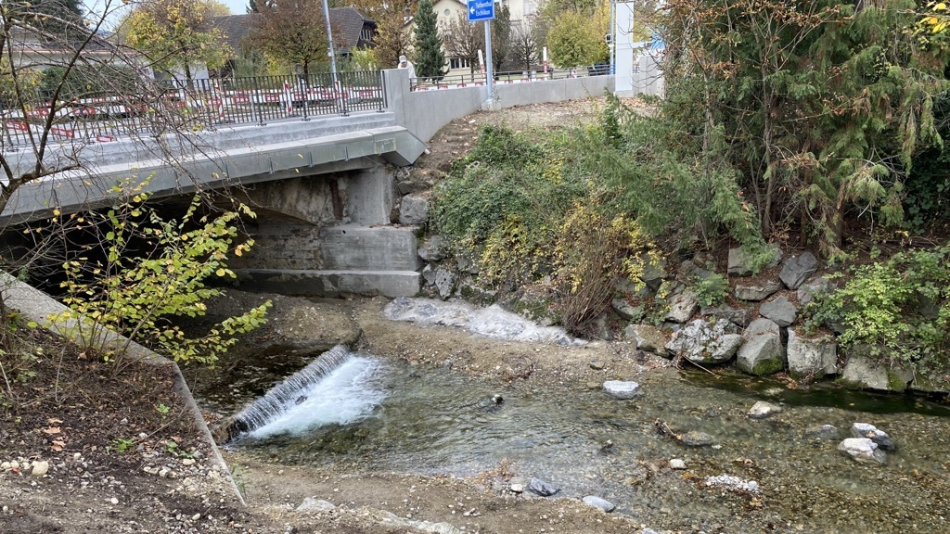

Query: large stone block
[
  {"left": 736, "top": 318, "right": 785, "bottom": 376},
  {"left": 759, "top": 296, "right": 798, "bottom": 327},
  {"left": 779, "top": 252, "right": 819, "bottom": 290},
  {"left": 787, "top": 329, "right": 837, "bottom": 379},
  {"left": 734, "top": 279, "right": 781, "bottom": 302}
]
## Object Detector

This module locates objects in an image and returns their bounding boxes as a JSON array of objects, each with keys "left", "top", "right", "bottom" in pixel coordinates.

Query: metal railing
[
  {"left": 1, "top": 70, "right": 387, "bottom": 151},
  {"left": 409, "top": 65, "right": 611, "bottom": 91}
]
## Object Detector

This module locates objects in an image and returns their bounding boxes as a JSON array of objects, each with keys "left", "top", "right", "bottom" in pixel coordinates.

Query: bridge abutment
[{"left": 231, "top": 166, "right": 421, "bottom": 297}]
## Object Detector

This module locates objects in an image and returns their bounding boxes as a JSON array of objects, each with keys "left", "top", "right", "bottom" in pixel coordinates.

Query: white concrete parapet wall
[{"left": 383, "top": 70, "right": 616, "bottom": 143}]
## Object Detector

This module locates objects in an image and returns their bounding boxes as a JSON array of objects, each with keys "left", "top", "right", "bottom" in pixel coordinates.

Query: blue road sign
[{"left": 468, "top": 0, "right": 494, "bottom": 21}]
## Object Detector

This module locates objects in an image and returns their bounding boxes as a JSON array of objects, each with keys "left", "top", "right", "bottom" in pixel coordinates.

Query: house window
[{"left": 450, "top": 58, "right": 471, "bottom": 69}]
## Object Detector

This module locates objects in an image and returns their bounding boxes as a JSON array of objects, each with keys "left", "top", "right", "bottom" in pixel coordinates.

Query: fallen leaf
[
  {"left": 48, "top": 418, "right": 63, "bottom": 424},
  {"left": 42, "top": 427, "right": 61, "bottom": 435}
]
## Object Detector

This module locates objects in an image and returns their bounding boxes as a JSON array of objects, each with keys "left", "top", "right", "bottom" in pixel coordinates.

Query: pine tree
[{"left": 413, "top": 0, "right": 446, "bottom": 79}]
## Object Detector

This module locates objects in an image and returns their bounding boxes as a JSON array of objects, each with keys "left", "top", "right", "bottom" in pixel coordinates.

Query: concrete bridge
[{"left": 2, "top": 70, "right": 615, "bottom": 297}]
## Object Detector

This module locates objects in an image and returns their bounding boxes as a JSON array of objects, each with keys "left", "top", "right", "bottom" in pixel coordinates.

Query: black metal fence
[{"left": 1, "top": 70, "right": 387, "bottom": 151}]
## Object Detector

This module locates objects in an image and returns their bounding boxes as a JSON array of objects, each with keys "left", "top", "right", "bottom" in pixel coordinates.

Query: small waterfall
[{"left": 222, "top": 345, "right": 364, "bottom": 442}]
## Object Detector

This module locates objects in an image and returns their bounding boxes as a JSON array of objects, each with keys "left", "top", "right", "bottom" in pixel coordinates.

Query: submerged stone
[
  {"left": 838, "top": 438, "right": 887, "bottom": 465},
  {"left": 851, "top": 423, "right": 896, "bottom": 451},
  {"left": 748, "top": 401, "right": 782, "bottom": 420},
  {"left": 603, "top": 381, "right": 643, "bottom": 399}
]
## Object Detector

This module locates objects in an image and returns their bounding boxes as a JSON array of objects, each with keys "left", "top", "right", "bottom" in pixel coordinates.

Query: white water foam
[{"left": 247, "top": 356, "right": 386, "bottom": 439}]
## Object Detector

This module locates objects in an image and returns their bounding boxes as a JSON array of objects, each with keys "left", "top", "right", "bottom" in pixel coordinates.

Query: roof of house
[{"left": 215, "top": 7, "right": 375, "bottom": 54}]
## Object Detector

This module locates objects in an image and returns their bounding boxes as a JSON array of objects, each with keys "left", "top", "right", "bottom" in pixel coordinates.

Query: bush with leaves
[
  {"left": 46, "top": 189, "right": 270, "bottom": 367},
  {"left": 807, "top": 245, "right": 950, "bottom": 376},
  {"left": 553, "top": 200, "right": 658, "bottom": 335},
  {"left": 430, "top": 126, "right": 588, "bottom": 286}
]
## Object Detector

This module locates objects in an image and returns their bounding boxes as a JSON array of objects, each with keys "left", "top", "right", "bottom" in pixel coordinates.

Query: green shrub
[
  {"left": 693, "top": 272, "right": 730, "bottom": 308},
  {"left": 807, "top": 245, "right": 950, "bottom": 376}
]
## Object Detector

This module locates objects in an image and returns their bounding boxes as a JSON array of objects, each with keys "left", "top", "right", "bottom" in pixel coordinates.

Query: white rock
[
  {"left": 110, "top": 497, "right": 119, "bottom": 505},
  {"left": 182, "top": 458, "right": 196, "bottom": 466},
  {"left": 30, "top": 461, "right": 49, "bottom": 477},
  {"left": 1, "top": 462, "right": 10, "bottom": 470},
  {"left": 581, "top": 495, "right": 616, "bottom": 512},
  {"left": 509, "top": 483, "right": 524, "bottom": 493},
  {"left": 748, "top": 401, "right": 782, "bottom": 419},
  {"left": 669, "top": 459, "right": 687, "bottom": 470},
  {"left": 191, "top": 513, "right": 201, "bottom": 521},
  {"left": 603, "top": 380, "right": 643, "bottom": 399},
  {"left": 10, "top": 461, "right": 19, "bottom": 470},
  {"left": 838, "top": 438, "right": 887, "bottom": 465}
]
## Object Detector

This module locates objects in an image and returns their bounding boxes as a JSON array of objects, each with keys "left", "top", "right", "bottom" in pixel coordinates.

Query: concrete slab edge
[{"left": 0, "top": 272, "right": 247, "bottom": 506}]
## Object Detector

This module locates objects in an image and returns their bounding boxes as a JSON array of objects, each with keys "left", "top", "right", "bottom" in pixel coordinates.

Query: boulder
[
  {"left": 851, "top": 423, "right": 896, "bottom": 451},
  {"left": 700, "top": 305, "right": 752, "bottom": 327},
  {"left": 910, "top": 375, "right": 950, "bottom": 394},
  {"left": 837, "top": 438, "right": 887, "bottom": 465},
  {"left": 603, "top": 381, "right": 643, "bottom": 399},
  {"left": 418, "top": 235, "right": 446, "bottom": 262},
  {"left": 398, "top": 194, "right": 429, "bottom": 225},
  {"left": 581, "top": 496, "right": 616, "bottom": 513},
  {"left": 748, "top": 401, "right": 782, "bottom": 419},
  {"left": 736, "top": 318, "right": 785, "bottom": 376},
  {"left": 527, "top": 477, "right": 560, "bottom": 497},
  {"left": 612, "top": 298, "right": 645, "bottom": 322},
  {"left": 665, "top": 319, "right": 742, "bottom": 364},
  {"left": 625, "top": 324, "right": 669, "bottom": 357},
  {"left": 422, "top": 264, "right": 437, "bottom": 285},
  {"left": 665, "top": 291, "right": 699, "bottom": 323},
  {"left": 840, "top": 351, "right": 911, "bottom": 391},
  {"left": 759, "top": 296, "right": 798, "bottom": 327},
  {"left": 779, "top": 252, "right": 819, "bottom": 290},
  {"left": 639, "top": 259, "right": 668, "bottom": 292},
  {"left": 434, "top": 268, "right": 456, "bottom": 300},
  {"left": 682, "top": 430, "right": 715, "bottom": 447},
  {"left": 734, "top": 280, "right": 782, "bottom": 302},
  {"left": 787, "top": 329, "right": 837, "bottom": 379},
  {"left": 728, "top": 245, "right": 781, "bottom": 276},
  {"left": 797, "top": 276, "right": 836, "bottom": 307}
]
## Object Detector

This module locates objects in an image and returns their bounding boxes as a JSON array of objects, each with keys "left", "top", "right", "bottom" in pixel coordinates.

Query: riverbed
[{"left": 197, "top": 297, "right": 950, "bottom": 534}]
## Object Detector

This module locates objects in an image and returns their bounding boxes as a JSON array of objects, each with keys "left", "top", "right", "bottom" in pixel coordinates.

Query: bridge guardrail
[
  {"left": 1, "top": 70, "right": 387, "bottom": 152},
  {"left": 409, "top": 65, "right": 611, "bottom": 91}
]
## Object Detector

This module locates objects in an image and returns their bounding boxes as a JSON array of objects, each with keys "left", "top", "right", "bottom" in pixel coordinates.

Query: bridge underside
[{"left": 3, "top": 121, "right": 428, "bottom": 298}]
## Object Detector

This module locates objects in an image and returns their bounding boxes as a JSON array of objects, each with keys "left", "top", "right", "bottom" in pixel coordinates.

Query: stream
[{"left": 194, "top": 299, "right": 950, "bottom": 534}]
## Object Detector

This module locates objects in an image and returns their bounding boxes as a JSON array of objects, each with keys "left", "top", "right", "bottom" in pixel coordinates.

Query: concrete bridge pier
[{"left": 229, "top": 165, "right": 422, "bottom": 298}]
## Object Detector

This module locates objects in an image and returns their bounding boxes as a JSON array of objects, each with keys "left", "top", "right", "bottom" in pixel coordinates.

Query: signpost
[{"left": 468, "top": 0, "right": 495, "bottom": 102}]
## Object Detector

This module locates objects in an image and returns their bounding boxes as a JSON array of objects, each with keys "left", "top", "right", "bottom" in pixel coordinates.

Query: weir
[{"left": 220, "top": 345, "right": 380, "bottom": 442}]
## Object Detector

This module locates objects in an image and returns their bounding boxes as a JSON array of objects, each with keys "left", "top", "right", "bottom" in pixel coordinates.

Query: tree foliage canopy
[
  {"left": 413, "top": 0, "right": 446, "bottom": 78},
  {"left": 250, "top": 0, "right": 333, "bottom": 78},
  {"left": 660, "top": 0, "right": 950, "bottom": 257},
  {"left": 123, "top": 0, "right": 231, "bottom": 82}
]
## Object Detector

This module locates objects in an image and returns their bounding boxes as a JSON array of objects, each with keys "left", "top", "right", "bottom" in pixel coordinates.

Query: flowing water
[
  {"left": 209, "top": 353, "right": 950, "bottom": 533},
  {"left": 200, "top": 303, "right": 950, "bottom": 534}
]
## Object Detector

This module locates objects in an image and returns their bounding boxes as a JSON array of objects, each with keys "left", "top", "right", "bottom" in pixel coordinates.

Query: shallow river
[{"left": 197, "top": 339, "right": 950, "bottom": 534}]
